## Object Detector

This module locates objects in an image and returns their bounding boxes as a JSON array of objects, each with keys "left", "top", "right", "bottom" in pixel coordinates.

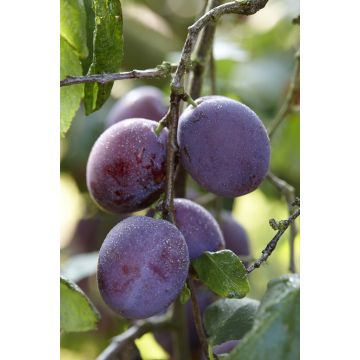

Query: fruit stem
[{"left": 181, "top": 93, "right": 198, "bottom": 108}]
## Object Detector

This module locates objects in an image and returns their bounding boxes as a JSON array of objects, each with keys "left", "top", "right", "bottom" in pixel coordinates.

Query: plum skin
[
  {"left": 177, "top": 96, "right": 270, "bottom": 197},
  {"left": 97, "top": 216, "right": 190, "bottom": 319},
  {"left": 220, "top": 211, "right": 251, "bottom": 260},
  {"left": 86, "top": 118, "right": 168, "bottom": 214},
  {"left": 106, "top": 86, "right": 168, "bottom": 128},
  {"left": 173, "top": 198, "right": 225, "bottom": 259}
]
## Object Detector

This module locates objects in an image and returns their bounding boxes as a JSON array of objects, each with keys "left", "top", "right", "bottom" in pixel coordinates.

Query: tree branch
[
  {"left": 96, "top": 315, "right": 172, "bottom": 360},
  {"left": 60, "top": 62, "right": 177, "bottom": 87},
  {"left": 268, "top": 51, "right": 300, "bottom": 138},
  {"left": 188, "top": 277, "right": 211, "bottom": 360},
  {"left": 266, "top": 172, "right": 298, "bottom": 272},
  {"left": 247, "top": 206, "right": 300, "bottom": 274},
  {"left": 189, "top": 0, "right": 220, "bottom": 99}
]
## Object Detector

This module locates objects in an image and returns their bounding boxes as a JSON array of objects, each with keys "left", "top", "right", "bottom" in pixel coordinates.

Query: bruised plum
[
  {"left": 97, "top": 216, "right": 189, "bottom": 319},
  {"left": 220, "top": 211, "right": 251, "bottom": 261},
  {"left": 106, "top": 86, "right": 168, "bottom": 128},
  {"left": 86, "top": 118, "right": 168, "bottom": 214},
  {"left": 178, "top": 96, "right": 270, "bottom": 197},
  {"left": 173, "top": 199, "right": 225, "bottom": 259}
]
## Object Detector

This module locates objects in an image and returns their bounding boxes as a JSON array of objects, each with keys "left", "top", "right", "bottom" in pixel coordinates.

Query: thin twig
[
  {"left": 96, "top": 315, "right": 172, "bottom": 360},
  {"left": 189, "top": 0, "right": 220, "bottom": 99},
  {"left": 268, "top": 52, "right": 300, "bottom": 138},
  {"left": 266, "top": 172, "right": 298, "bottom": 272},
  {"left": 209, "top": 48, "right": 217, "bottom": 95},
  {"left": 247, "top": 207, "right": 300, "bottom": 274},
  {"left": 60, "top": 62, "right": 177, "bottom": 87},
  {"left": 188, "top": 277, "right": 211, "bottom": 360}
]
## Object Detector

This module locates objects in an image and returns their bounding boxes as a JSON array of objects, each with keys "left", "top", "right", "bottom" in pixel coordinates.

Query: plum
[
  {"left": 173, "top": 199, "right": 225, "bottom": 259},
  {"left": 86, "top": 118, "right": 168, "bottom": 214},
  {"left": 106, "top": 86, "right": 168, "bottom": 127},
  {"left": 97, "top": 216, "right": 189, "bottom": 319},
  {"left": 213, "top": 340, "right": 240, "bottom": 355},
  {"left": 220, "top": 211, "right": 251, "bottom": 260},
  {"left": 178, "top": 96, "right": 270, "bottom": 197}
]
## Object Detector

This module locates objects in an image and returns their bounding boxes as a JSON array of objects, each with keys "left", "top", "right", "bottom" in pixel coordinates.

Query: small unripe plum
[
  {"left": 178, "top": 96, "right": 270, "bottom": 197},
  {"left": 173, "top": 198, "right": 225, "bottom": 259},
  {"left": 86, "top": 118, "right": 168, "bottom": 214},
  {"left": 106, "top": 86, "right": 168, "bottom": 127},
  {"left": 220, "top": 211, "right": 251, "bottom": 259},
  {"left": 213, "top": 340, "right": 240, "bottom": 355},
  {"left": 97, "top": 216, "right": 189, "bottom": 319}
]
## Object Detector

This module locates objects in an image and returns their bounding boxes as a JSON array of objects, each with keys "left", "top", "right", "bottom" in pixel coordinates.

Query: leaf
[
  {"left": 60, "top": 276, "right": 100, "bottom": 332},
  {"left": 82, "top": 0, "right": 96, "bottom": 74},
  {"left": 227, "top": 274, "right": 300, "bottom": 360},
  {"left": 84, "top": 0, "right": 124, "bottom": 115},
  {"left": 60, "top": 36, "right": 84, "bottom": 137},
  {"left": 60, "top": 0, "right": 88, "bottom": 58},
  {"left": 180, "top": 283, "right": 191, "bottom": 304},
  {"left": 204, "top": 298, "right": 259, "bottom": 346},
  {"left": 191, "top": 250, "right": 250, "bottom": 298},
  {"left": 61, "top": 252, "right": 98, "bottom": 283}
]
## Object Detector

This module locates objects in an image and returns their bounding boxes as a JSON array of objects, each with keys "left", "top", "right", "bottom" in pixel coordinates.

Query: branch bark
[
  {"left": 247, "top": 206, "right": 300, "bottom": 274},
  {"left": 266, "top": 172, "right": 298, "bottom": 273},
  {"left": 60, "top": 62, "right": 177, "bottom": 87},
  {"left": 96, "top": 315, "right": 172, "bottom": 360},
  {"left": 188, "top": 277, "right": 211, "bottom": 360},
  {"left": 268, "top": 52, "right": 300, "bottom": 138},
  {"left": 189, "top": 0, "right": 220, "bottom": 99}
]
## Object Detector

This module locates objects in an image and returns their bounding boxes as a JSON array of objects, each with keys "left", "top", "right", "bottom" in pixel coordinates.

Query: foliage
[
  {"left": 60, "top": 276, "right": 100, "bottom": 332},
  {"left": 192, "top": 250, "right": 250, "bottom": 298},
  {"left": 204, "top": 297, "right": 259, "bottom": 346},
  {"left": 227, "top": 274, "right": 300, "bottom": 360},
  {"left": 84, "top": 0, "right": 124, "bottom": 114}
]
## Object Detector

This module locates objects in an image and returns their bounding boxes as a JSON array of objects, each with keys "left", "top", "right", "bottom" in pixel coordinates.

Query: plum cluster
[{"left": 85, "top": 86, "right": 266, "bottom": 319}]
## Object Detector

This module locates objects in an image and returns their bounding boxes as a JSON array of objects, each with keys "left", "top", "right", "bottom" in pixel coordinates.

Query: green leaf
[
  {"left": 180, "top": 283, "right": 191, "bottom": 304},
  {"left": 227, "top": 274, "right": 300, "bottom": 360},
  {"left": 192, "top": 250, "right": 250, "bottom": 298},
  {"left": 84, "top": 0, "right": 124, "bottom": 115},
  {"left": 204, "top": 298, "right": 259, "bottom": 346},
  {"left": 82, "top": 0, "right": 96, "bottom": 74},
  {"left": 60, "top": 0, "right": 88, "bottom": 58},
  {"left": 61, "top": 252, "right": 98, "bottom": 283},
  {"left": 60, "top": 36, "right": 84, "bottom": 137},
  {"left": 60, "top": 276, "right": 100, "bottom": 332}
]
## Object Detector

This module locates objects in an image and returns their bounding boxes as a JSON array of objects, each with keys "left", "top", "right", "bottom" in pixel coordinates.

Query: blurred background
[{"left": 60, "top": 0, "right": 299, "bottom": 358}]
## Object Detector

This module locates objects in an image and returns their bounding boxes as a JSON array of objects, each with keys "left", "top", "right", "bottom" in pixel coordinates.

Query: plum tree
[
  {"left": 106, "top": 86, "right": 168, "bottom": 128},
  {"left": 219, "top": 211, "right": 251, "bottom": 262},
  {"left": 173, "top": 199, "right": 225, "bottom": 259},
  {"left": 97, "top": 216, "right": 189, "bottom": 319},
  {"left": 86, "top": 118, "right": 168, "bottom": 213},
  {"left": 177, "top": 96, "right": 270, "bottom": 197}
]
